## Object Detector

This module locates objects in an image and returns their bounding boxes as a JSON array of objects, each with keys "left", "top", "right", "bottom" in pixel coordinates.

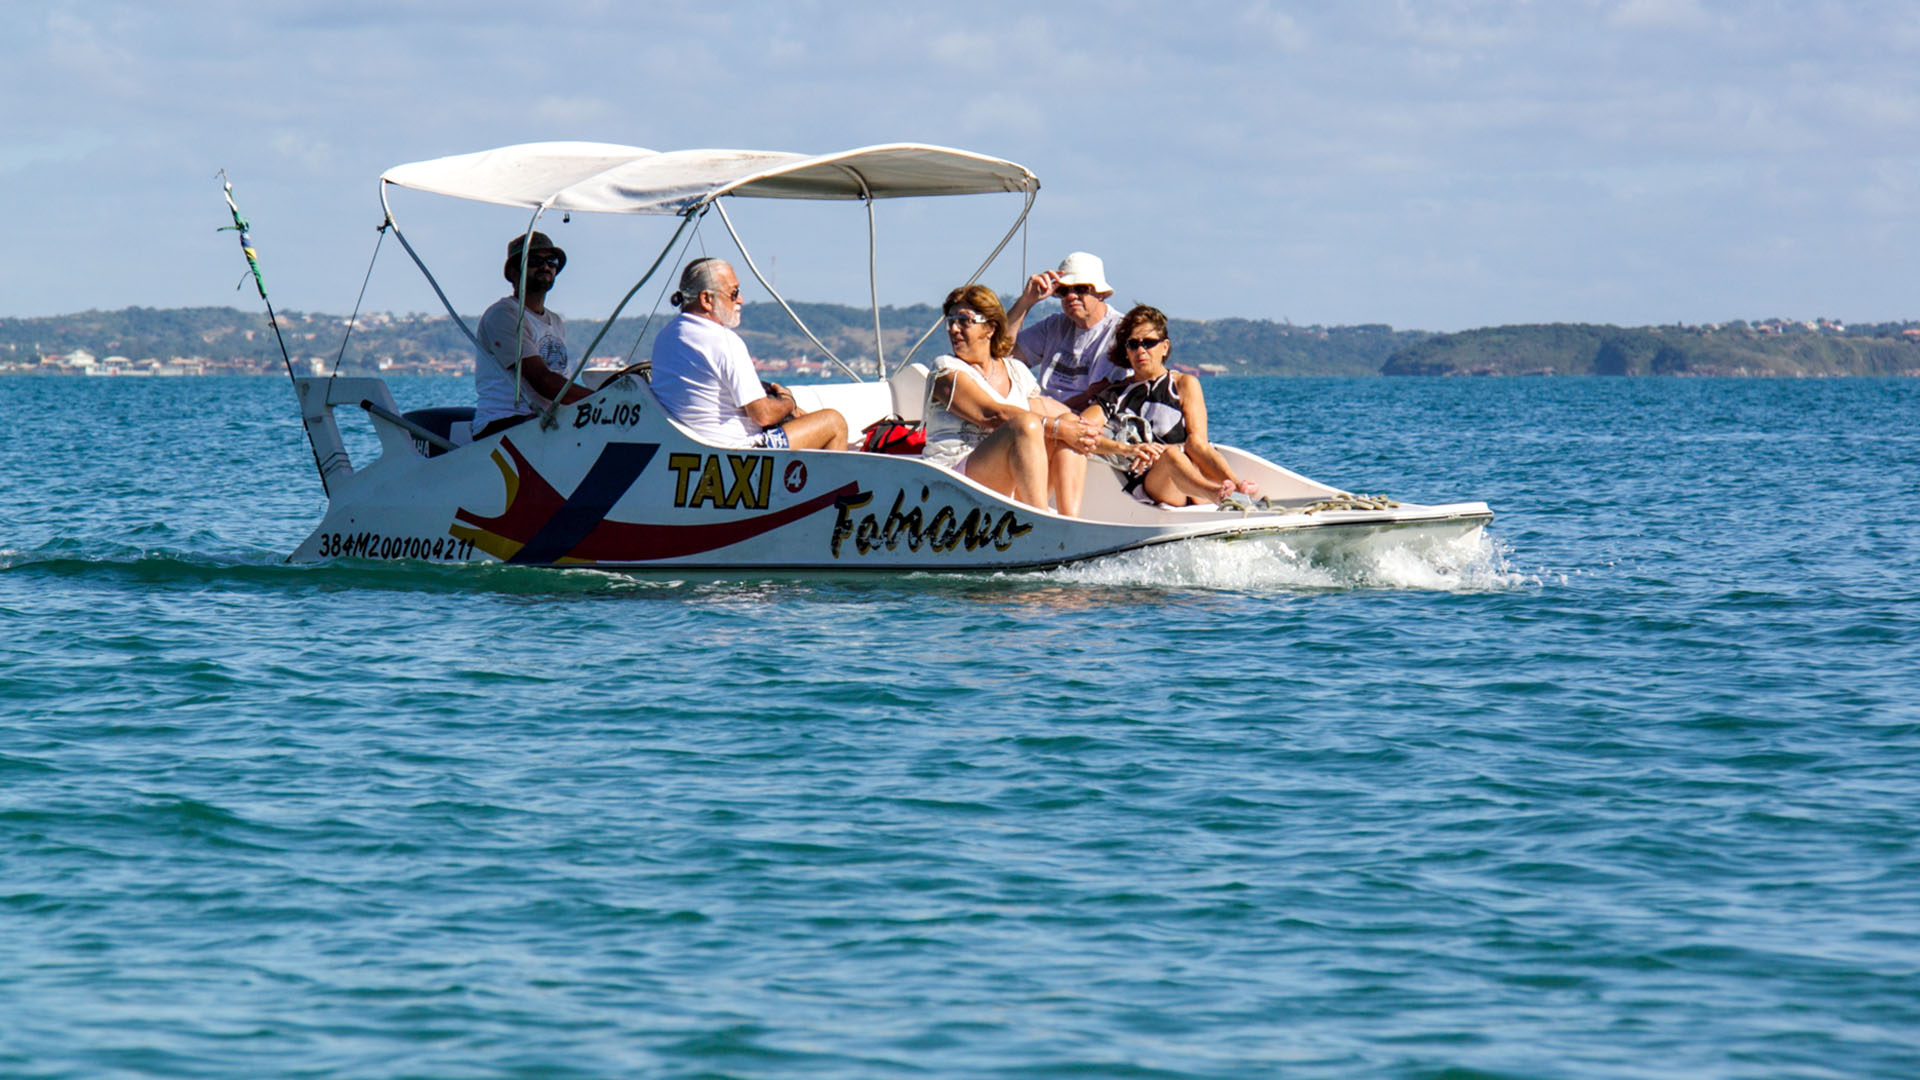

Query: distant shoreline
[{"left": 5, "top": 306, "right": 1918, "bottom": 378}]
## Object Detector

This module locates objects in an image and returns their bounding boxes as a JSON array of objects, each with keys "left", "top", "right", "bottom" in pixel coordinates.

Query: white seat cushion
[{"left": 890, "top": 363, "right": 930, "bottom": 423}]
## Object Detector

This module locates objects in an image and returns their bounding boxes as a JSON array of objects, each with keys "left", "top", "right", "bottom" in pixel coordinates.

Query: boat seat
[
  {"left": 890, "top": 363, "right": 930, "bottom": 423},
  {"left": 402, "top": 406, "right": 474, "bottom": 457}
]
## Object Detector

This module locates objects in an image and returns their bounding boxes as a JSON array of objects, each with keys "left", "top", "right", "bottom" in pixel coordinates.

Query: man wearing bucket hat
[
  {"left": 1006, "top": 251, "right": 1126, "bottom": 409},
  {"left": 472, "top": 231, "right": 588, "bottom": 440}
]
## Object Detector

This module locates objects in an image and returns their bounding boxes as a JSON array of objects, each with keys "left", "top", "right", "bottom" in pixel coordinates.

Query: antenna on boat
[
  {"left": 216, "top": 171, "right": 297, "bottom": 381},
  {"left": 216, "top": 170, "right": 326, "bottom": 481}
]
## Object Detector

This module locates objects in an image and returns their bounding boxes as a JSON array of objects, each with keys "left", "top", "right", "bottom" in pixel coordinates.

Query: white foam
[{"left": 1038, "top": 526, "right": 1536, "bottom": 593}]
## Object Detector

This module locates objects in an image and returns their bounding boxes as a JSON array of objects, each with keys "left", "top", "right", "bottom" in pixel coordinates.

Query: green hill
[
  {"left": 8, "top": 307, "right": 1917, "bottom": 378},
  {"left": 1382, "top": 321, "right": 1920, "bottom": 377},
  {"left": 0, "top": 304, "right": 1428, "bottom": 377}
]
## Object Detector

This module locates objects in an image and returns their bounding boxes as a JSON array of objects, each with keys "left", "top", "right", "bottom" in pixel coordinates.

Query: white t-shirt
[
  {"left": 473, "top": 297, "right": 571, "bottom": 429},
  {"left": 922, "top": 354, "right": 1042, "bottom": 470},
  {"left": 648, "top": 312, "right": 766, "bottom": 447},
  {"left": 1015, "top": 307, "right": 1126, "bottom": 402}
]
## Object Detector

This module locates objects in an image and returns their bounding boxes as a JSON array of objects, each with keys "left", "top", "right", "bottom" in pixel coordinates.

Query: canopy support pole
[
  {"left": 896, "top": 184, "right": 1040, "bottom": 373},
  {"left": 379, "top": 181, "right": 486, "bottom": 356},
  {"left": 854, "top": 171, "right": 884, "bottom": 379},
  {"left": 381, "top": 184, "right": 556, "bottom": 415},
  {"left": 538, "top": 207, "right": 706, "bottom": 428},
  {"left": 506, "top": 208, "right": 555, "bottom": 413},
  {"left": 328, "top": 223, "right": 389, "bottom": 394},
  {"left": 383, "top": 187, "right": 565, "bottom": 419},
  {"left": 710, "top": 198, "right": 864, "bottom": 382}
]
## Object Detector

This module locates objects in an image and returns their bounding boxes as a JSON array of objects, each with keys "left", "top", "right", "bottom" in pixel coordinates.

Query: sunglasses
[
  {"left": 1124, "top": 336, "right": 1166, "bottom": 351},
  {"left": 945, "top": 312, "right": 990, "bottom": 326},
  {"left": 524, "top": 252, "right": 564, "bottom": 269},
  {"left": 706, "top": 287, "right": 742, "bottom": 302},
  {"left": 1054, "top": 283, "right": 1096, "bottom": 297}
]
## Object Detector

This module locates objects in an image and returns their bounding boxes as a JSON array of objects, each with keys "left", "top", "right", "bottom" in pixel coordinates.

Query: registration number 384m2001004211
[{"left": 315, "top": 532, "right": 477, "bottom": 560}]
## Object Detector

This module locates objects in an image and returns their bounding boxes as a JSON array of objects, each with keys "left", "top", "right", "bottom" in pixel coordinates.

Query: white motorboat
[{"left": 288, "top": 141, "right": 1491, "bottom": 570}]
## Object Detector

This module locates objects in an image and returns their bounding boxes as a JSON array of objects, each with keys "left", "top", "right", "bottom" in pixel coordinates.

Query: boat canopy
[
  {"left": 380, "top": 141, "right": 1040, "bottom": 215},
  {"left": 374, "top": 139, "right": 1042, "bottom": 389}
]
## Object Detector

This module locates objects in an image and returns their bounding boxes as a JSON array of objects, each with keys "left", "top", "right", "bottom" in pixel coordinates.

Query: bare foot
[
  {"left": 1215, "top": 478, "right": 1237, "bottom": 503},
  {"left": 1237, "top": 479, "right": 1259, "bottom": 497}
]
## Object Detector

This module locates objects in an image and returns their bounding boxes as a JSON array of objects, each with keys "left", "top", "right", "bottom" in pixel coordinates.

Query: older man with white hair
[
  {"left": 1006, "top": 251, "right": 1126, "bottom": 410},
  {"left": 649, "top": 257, "right": 848, "bottom": 451}
]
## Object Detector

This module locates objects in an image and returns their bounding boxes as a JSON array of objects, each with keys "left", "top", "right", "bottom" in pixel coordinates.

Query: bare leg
[
  {"left": 1027, "top": 396, "right": 1085, "bottom": 516},
  {"left": 1048, "top": 445, "right": 1086, "bottom": 517},
  {"left": 781, "top": 408, "right": 849, "bottom": 450},
  {"left": 1184, "top": 439, "right": 1254, "bottom": 496},
  {"left": 959, "top": 412, "right": 1051, "bottom": 509},
  {"left": 1140, "top": 446, "right": 1233, "bottom": 506}
]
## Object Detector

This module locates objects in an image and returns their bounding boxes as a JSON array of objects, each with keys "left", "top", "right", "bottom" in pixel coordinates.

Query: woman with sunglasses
[
  {"left": 922, "top": 284, "right": 1097, "bottom": 514},
  {"left": 1080, "top": 305, "right": 1256, "bottom": 506}
]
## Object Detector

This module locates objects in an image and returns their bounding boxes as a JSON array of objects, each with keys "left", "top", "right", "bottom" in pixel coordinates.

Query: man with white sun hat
[{"left": 1006, "top": 251, "right": 1127, "bottom": 408}]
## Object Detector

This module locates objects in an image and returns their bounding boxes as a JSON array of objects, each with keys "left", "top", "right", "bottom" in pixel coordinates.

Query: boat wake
[
  {"left": 1038, "top": 526, "right": 1533, "bottom": 593},
  {"left": 2, "top": 527, "right": 1534, "bottom": 598}
]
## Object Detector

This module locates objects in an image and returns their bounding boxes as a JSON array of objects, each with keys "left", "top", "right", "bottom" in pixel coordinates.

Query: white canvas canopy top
[
  {"left": 380, "top": 141, "right": 1040, "bottom": 215},
  {"left": 377, "top": 140, "right": 1042, "bottom": 391}
]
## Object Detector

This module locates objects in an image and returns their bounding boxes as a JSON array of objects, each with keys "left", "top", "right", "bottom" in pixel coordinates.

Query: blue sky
[{"left": 6, "top": 0, "right": 1917, "bottom": 331}]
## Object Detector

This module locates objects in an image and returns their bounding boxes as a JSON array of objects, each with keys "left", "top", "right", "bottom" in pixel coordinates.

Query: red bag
[{"left": 860, "top": 417, "right": 925, "bottom": 455}]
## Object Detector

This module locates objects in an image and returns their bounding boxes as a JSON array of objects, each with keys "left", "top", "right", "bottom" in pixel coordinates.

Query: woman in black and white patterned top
[{"left": 1080, "top": 305, "right": 1257, "bottom": 505}]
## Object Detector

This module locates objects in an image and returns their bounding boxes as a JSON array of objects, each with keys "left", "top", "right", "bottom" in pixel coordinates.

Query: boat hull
[{"left": 289, "top": 375, "right": 1492, "bottom": 571}]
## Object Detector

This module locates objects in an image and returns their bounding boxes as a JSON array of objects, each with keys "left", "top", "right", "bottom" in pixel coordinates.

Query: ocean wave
[{"left": 0, "top": 540, "right": 655, "bottom": 596}]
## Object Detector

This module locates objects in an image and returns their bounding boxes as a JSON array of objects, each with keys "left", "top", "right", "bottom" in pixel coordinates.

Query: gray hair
[{"left": 671, "top": 258, "right": 732, "bottom": 310}]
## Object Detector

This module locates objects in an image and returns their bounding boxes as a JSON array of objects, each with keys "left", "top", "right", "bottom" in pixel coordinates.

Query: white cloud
[
  {"left": 1607, "top": 0, "right": 1713, "bottom": 30},
  {"left": 269, "top": 132, "right": 336, "bottom": 173},
  {"left": 1236, "top": 4, "right": 1310, "bottom": 53},
  {"left": 530, "top": 96, "right": 624, "bottom": 130},
  {"left": 0, "top": 131, "right": 113, "bottom": 174},
  {"left": 928, "top": 30, "right": 997, "bottom": 68},
  {"left": 6, "top": 1, "right": 1920, "bottom": 330}
]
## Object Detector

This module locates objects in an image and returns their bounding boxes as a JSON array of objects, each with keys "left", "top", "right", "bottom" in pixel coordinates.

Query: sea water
[{"left": 1, "top": 375, "right": 1916, "bottom": 1079}]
